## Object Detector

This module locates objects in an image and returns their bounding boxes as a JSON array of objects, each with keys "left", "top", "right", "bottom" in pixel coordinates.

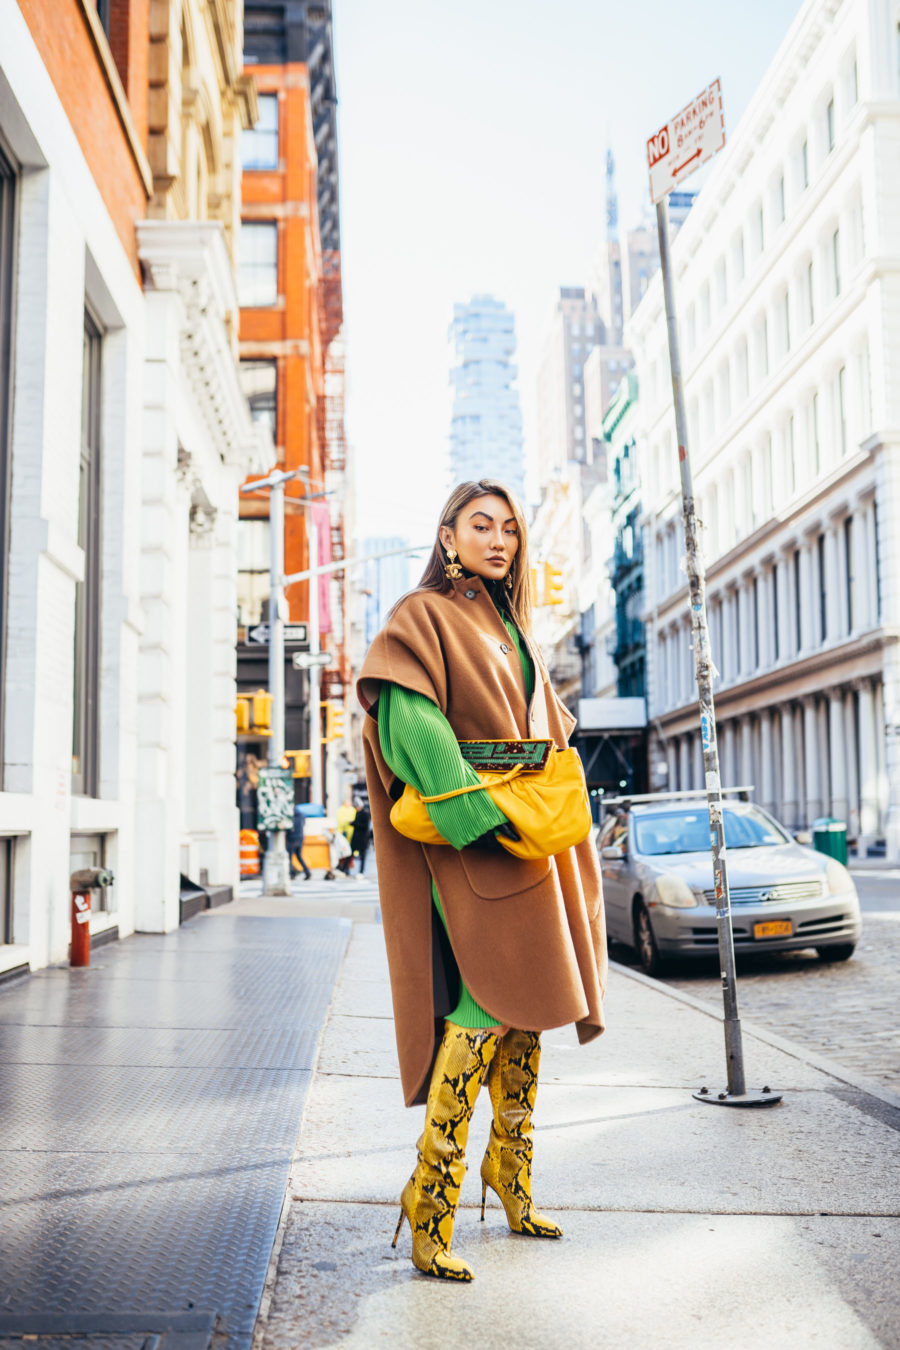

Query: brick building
[
  {"left": 236, "top": 0, "right": 348, "bottom": 813},
  {"left": 0, "top": 0, "right": 266, "bottom": 974}
]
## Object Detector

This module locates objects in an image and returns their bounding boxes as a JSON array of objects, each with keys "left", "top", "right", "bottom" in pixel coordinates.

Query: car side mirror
[
  {"left": 601, "top": 843, "right": 626, "bottom": 861},
  {"left": 794, "top": 830, "right": 812, "bottom": 845}
]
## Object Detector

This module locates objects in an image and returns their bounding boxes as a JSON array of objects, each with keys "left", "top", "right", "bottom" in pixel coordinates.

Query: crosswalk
[{"left": 237, "top": 866, "right": 381, "bottom": 920}]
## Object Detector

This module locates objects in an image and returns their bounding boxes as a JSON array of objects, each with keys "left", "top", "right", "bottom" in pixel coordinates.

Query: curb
[{"left": 609, "top": 958, "right": 900, "bottom": 1113}]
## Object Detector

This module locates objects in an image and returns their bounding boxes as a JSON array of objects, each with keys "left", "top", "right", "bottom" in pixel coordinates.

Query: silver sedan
[{"left": 598, "top": 799, "right": 862, "bottom": 976}]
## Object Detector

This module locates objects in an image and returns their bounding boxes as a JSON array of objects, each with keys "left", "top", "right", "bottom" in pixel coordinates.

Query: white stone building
[
  {"left": 629, "top": 0, "right": 900, "bottom": 856},
  {"left": 0, "top": 4, "right": 265, "bottom": 975}
]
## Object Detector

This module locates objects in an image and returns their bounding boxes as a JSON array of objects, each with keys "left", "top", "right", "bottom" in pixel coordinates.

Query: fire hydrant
[{"left": 69, "top": 867, "right": 114, "bottom": 967}]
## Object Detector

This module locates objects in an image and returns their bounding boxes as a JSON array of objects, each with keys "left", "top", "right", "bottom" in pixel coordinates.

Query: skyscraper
[{"left": 449, "top": 296, "right": 525, "bottom": 499}]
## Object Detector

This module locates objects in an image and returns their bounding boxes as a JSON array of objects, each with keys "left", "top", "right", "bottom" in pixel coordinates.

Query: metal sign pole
[
  {"left": 262, "top": 476, "right": 291, "bottom": 896},
  {"left": 308, "top": 516, "right": 323, "bottom": 810},
  {"left": 656, "top": 195, "right": 780, "bottom": 1107}
]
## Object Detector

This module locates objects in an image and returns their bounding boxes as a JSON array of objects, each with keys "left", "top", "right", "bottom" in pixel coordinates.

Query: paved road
[{"left": 628, "top": 872, "right": 900, "bottom": 1094}]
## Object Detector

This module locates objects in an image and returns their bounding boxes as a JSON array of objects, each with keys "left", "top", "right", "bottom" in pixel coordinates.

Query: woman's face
[{"left": 439, "top": 493, "right": 520, "bottom": 582}]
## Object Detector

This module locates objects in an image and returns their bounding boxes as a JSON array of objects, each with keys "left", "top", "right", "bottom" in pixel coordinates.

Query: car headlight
[
  {"left": 824, "top": 856, "right": 854, "bottom": 895},
  {"left": 654, "top": 874, "right": 701, "bottom": 908}
]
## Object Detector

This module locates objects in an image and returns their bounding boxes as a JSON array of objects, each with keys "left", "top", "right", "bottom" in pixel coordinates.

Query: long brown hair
[{"left": 409, "top": 479, "right": 533, "bottom": 634}]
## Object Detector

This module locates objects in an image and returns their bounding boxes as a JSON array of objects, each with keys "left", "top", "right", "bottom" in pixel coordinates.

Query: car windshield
[{"left": 632, "top": 805, "right": 789, "bottom": 856}]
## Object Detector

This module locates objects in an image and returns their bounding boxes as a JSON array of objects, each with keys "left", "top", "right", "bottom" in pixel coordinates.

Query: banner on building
[{"left": 312, "top": 500, "right": 332, "bottom": 634}]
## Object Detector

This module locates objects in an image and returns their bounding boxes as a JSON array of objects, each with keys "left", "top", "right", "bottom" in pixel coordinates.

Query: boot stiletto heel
[
  {"left": 480, "top": 1028, "right": 563, "bottom": 1239},
  {"left": 393, "top": 1023, "right": 500, "bottom": 1280}
]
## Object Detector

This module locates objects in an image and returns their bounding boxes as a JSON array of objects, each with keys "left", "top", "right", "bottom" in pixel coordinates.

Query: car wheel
[
  {"left": 634, "top": 901, "right": 663, "bottom": 977},
  {"left": 816, "top": 943, "right": 856, "bottom": 963}
]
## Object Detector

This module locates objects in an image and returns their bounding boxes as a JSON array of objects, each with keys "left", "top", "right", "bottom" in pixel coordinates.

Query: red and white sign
[{"left": 647, "top": 79, "right": 725, "bottom": 203}]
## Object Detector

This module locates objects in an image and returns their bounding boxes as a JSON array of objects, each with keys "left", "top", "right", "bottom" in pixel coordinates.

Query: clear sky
[{"left": 333, "top": 0, "right": 806, "bottom": 548}]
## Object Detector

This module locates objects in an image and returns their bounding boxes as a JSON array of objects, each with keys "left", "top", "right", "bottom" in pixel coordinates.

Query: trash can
[{"left": 812, "top": 817, "right": 848, "bottom": 866}]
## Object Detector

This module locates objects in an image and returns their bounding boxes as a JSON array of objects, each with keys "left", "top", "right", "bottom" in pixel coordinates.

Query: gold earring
[
  {"left": 503, "top": 571, "right": 513, "bottom": 591},
  {"left": 444, "top": 547, "right": 463, "bottom": 580}
]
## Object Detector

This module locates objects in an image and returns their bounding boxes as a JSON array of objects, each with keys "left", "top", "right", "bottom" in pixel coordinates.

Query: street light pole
[{"left": 307, "top": 515, "right": 323, "bottom": 810}]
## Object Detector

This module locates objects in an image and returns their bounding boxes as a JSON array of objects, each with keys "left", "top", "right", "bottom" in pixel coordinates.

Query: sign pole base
[
  {"left": 262, "top": 831, "right": 292, "bottom": 896},
  {"left": 693, "top": 1086, "right": 783, "bottom": 1108}
]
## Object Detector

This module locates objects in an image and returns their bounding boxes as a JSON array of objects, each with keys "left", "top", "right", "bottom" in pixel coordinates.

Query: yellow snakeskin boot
[
  {"left": 392, "top": 1022, "right": 500, "bottom": 1280},
  {"left": 479, "top": 1028, "right": 563, "bottom": 1238}
]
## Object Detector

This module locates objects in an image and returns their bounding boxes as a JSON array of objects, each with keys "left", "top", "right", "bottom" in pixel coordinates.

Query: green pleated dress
[{"left": 377, "top": 599, "right": 534, "bottom": 1028}]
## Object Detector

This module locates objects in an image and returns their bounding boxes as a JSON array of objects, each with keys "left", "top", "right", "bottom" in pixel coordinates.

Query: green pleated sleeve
[
  {"left": 374, "top": 602, "right": 535, "bottom": 1029},
  {"left": 377, "top": 683, "right": 504, "bottom": 1027},
  {"left": 377, "top": 685, "right": 508, "bottom": 848}
]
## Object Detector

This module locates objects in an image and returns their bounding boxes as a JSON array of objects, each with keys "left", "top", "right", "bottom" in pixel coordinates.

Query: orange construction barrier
[{"left": 240, "top": 828, "right": 260, "bottom": 877}]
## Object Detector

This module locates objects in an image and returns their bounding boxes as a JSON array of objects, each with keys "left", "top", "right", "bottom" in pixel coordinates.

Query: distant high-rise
[
  {"left": 536, "top": 286, "right": 603, "bottom": 487},
  {"left": 449, "top": 296, "right": 525, "bottom": 499}
]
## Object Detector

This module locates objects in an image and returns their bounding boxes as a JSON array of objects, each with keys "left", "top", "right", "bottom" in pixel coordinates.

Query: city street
[{"left": 631, "top": 871, "right": 900, "bottom": 1095}]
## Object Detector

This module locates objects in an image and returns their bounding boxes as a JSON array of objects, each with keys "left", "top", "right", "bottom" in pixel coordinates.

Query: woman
[{"left": 357, "top": 479, "right": 607, "bottom": 1282}]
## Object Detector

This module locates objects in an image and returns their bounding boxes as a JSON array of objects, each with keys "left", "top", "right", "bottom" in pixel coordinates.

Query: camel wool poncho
[{"left": 358, "top": 573, "right": 608, "bottom": 1106}]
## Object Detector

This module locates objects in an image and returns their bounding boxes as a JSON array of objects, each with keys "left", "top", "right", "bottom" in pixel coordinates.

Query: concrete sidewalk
[{"left": 256, "top": 924, "right": 900, "bottom": 1350}]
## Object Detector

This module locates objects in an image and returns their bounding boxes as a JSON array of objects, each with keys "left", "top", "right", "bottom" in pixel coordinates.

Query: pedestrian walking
[
  {"left": 288, "top": 804, "right": 312, "bottom": 880},
  {"left": 323, "top": 825, "right": 352, "bottom": 879},
  {"left": 357, "top": 478, "right": 607, "bottom": 1282},
  {"left": 350, "top": 799, "right": 371, "bottom": 875}
]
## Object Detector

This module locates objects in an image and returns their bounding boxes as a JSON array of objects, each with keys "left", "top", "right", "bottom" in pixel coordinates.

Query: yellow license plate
[{"left": 754, "top": 919, "right": 793, "bottom": 939}]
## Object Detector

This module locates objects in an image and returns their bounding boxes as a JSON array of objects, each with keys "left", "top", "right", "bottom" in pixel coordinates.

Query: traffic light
[
  {"left": 235, "top": 695, "right": 251, "bottom": 734},
  {"left": 282, "top": 750, "right": 312, "bottom": 778},
  {"left": 252, "top": 688, "right": 272, "bottom": 734},
  {"left": 543, "top": 561, "right": 565, "bottom": 606},
  {"left": 321, "top": 700, "right": 346, "bottom": 743}
]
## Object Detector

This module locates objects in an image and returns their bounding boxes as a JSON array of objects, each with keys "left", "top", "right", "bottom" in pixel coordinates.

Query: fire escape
[{"left": 317, "top": 251, "right": 347, "bottom": 700}]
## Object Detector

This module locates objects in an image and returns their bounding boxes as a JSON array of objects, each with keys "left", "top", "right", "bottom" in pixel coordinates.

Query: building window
[
  {"left": 734, "top": 590, "right": 742, "bottom": 675},
  {"left": 777, "top": 174, "right": 786, "bottom": 225},
  {"left": 736, "top": 336, "right": 749, "bottom": 401},
  {"left": 782, "top": 290, "right": 791, "bottom": 354},
  {"left": 716, "top": 257, "right": 727, "bottom": 308},
  {"left": 826, "top": 98, "right": 835, "bottom": 153},
  {"left": 844, "top": 516, "right": 854, "bottom": 632},
  {"left": 0, "top": 834, "right": 13, "bottom": 943},
  {"left": 0, "top": 141, "right": 17, "bottom": 785},
  {"left": 874, "top": 501, "right": 881, "bottom": 620},
  {"left": 757, "top": 314, "right": 769, "bottom": 379},
  {"left": 73, "top": 313, "right": 103, "bottom": 797},
  {"left": 793, "top": 547, "right": 802, "bottom": 652},
  {"left": 240, "top": 359, "right": 277, "bottom": 435},
  {"left": 837, "top": 365, "right": 847, "bottom": 455},
  {"left": 800, "top": 139, "right": 809, "bottom": 189},
  {"left": 832, "top": 227, "right": 841, "bottom": 297},
  {"left": 787, "top": 415, "right": 796, "bottom": 496},
  {"left": 735, "top": 231, "right": 745, "bottom": 282},
  {"left": 755, "top": 204, "right": 764, "bottom": 254},
  {"left": 850, "top": 59, "right": 858, "bottom": 106},
  {"left": 238, "top": 222, "right": 278, "bottom": 307},
  {"left": 772, "top": 563, "right": 780, "bottom": 662},
  {"left": 812, "top": 391, "right": 821, "bottom": 476},
  {"left": 817, "top": 532, "right": 827, "bottom": 641},
  {"left": 752, "top": 576, "right": 760, "bottom": 669},
  {"left": 242, "top": 93, "right": 279, "bottom": 170}
]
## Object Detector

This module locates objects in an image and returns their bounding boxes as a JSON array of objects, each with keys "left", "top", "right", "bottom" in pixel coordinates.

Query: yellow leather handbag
[{"left": 389, "top": 745, "right": 593, "bottom": 860}]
